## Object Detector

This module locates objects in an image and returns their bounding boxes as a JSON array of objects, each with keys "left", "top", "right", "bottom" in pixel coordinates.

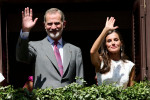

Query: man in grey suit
[{"left": 16, "top": 7, "right": 84, "bottom": 89}]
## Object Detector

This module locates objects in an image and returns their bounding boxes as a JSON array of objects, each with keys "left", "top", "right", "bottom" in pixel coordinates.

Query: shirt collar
[{"left": 47, "top": 35, "right": 63, "bottom": 46}]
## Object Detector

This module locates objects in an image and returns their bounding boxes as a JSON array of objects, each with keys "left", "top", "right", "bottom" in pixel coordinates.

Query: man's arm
[
  {"left": 16, "top": 7, "right": 38, "bottom": 63},
  {"left": 76, "top": 48, "right": 84, "bottom": 85},
  {"left": 16, "top": 34, "right": 30, "bottom": 63}
]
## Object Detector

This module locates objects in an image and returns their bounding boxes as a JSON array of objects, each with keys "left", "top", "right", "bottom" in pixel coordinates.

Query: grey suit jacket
[{"left": 16, "top": 36, "right": 84, "bottom": 89}]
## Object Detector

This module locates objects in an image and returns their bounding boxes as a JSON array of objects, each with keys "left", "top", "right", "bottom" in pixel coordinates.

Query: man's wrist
[{"left": 20, "top": 29, "right": 29, "bottom": 39}]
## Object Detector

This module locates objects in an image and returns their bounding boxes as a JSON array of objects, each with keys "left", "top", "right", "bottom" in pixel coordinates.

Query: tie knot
[{"left": 54, "top": 41, "right": 58, "bottom": 45}]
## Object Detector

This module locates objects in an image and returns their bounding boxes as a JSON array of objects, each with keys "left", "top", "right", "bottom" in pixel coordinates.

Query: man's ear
[{"left": 63, "top": 21, "right": 66, "bottom": 28}]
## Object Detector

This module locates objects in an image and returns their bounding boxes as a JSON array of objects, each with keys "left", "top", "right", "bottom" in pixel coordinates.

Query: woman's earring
[
  {"left": 121, "top": 46, "right": 122, "bottom": 52},
  {"left": 106, "top": 49, "right": 108, "bottom": 54}
]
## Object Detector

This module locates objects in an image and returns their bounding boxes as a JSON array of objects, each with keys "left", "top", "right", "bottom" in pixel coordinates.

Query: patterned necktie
[{"left": 54, "top": 41, "right": 63, "bottom": 77}]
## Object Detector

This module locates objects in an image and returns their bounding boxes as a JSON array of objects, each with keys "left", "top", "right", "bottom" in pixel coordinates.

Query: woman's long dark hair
[{"left": 99, "top": 30, "right": 128, "bottom": 74}]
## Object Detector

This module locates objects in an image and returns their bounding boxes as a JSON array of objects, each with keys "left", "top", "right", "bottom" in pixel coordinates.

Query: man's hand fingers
[
  {"left": 26, "top": 7, "right": 29, "bottom": 16},
  {"left": 22, "top": 11, "right": 24, "bottom": 18},
  {"left": 30, "top": 9, "right": 32, "bottom": 17}
]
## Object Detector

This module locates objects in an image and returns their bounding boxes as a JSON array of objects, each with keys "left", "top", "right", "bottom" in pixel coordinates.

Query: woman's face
[{"left": 105, "top": 32, "right": 122, "bottom": 54}]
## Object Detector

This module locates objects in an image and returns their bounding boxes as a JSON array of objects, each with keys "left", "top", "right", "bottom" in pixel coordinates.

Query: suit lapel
[
  {"left": 42, "top": 38, "right": 72, "bottom": 77},
  {"left": 42, "top": 37, "right": 59, "bottom": 71},
  {"left": 63, "top": 41, "right": 71, "bottom": 74}
]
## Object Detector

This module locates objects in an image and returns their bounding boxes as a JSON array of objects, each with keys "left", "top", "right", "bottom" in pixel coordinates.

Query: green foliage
[{"left": 0, "top": 81, "right": 150, "bottom": 100}]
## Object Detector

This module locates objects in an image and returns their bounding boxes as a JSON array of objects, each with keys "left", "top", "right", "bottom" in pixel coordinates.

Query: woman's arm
[
  {"left": 90, "top": 17, "right": 118, "bottom": 71},
  {"left": 128, "top": 66, "right": 135, "bottom": 87}
]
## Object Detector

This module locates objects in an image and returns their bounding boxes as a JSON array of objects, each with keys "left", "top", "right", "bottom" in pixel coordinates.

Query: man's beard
[{"left": 46, "top": 28, "right": 63, "bottom": 40}]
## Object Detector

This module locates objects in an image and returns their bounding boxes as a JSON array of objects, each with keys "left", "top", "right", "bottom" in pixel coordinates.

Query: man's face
[{"left": 44, "top": 12, "right": 66, "bottom": 41}]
